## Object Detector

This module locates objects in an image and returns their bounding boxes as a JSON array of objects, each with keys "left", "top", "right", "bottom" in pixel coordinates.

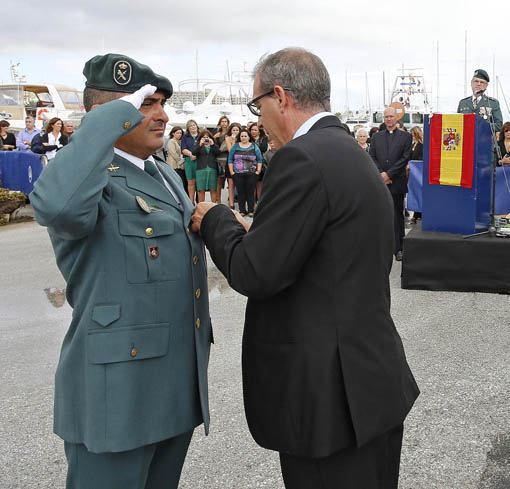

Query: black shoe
[{"left": 395, "top": 251, "right": 403, "bottom": 261}]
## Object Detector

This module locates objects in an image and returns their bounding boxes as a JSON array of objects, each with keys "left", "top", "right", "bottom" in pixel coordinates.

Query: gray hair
[
  {"left": 253, "top": 47, "right": 331, "bottom": 112},
  {"left": 25, "top": 116, "right": 35, "bottom": 122},
  {"left": 355, "top": 128, "right": 368, "bottom": 139}
]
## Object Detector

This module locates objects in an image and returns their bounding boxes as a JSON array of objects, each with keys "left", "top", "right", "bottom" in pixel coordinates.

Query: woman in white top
[
  {"left": 42, "top": 118, "right": 68, "bottom": 160},
  {"left": 166, "top": 126, "right": 187, "bottom": 191}
]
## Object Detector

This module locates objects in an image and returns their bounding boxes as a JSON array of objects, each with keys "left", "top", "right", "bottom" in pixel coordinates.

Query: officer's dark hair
[
  {"left": 253, "top": 47, "right": 331, "bottom": 112},
  {"left": 83, "top": 87, "right": 125, "bottom": 112}
]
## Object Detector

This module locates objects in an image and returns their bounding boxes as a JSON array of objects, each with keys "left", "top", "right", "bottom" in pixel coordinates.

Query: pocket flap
[
  {"left": 118, "top": 210, "right": 174, "bottom": 238},
  {"left": 87, "top": 323, "right": 170, "bottom": 364},
  {"left": 92, "top": 304, "right": 121, "bottom": 327}
]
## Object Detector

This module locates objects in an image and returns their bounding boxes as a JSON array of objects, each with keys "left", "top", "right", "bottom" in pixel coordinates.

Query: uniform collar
[{"left": 113, "top": 147, "right": 155, "bottom": 171}]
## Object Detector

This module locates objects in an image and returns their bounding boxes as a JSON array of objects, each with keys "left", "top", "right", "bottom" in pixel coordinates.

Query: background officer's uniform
[
  {"left": 457, "top": 68, "right": 503, "bottom": 132},
  {"left": 31, "top": 55, "right": 212, "bottom": 489}
]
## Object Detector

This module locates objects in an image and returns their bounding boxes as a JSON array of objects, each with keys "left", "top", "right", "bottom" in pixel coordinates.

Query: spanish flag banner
[{"left": 429, "top": 114, "right": 475, "bottom": 188}]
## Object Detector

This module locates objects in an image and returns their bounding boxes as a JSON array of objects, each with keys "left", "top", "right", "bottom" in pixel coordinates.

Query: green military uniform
[
  {"left": 457, "top": 68, "right": 503, "bottom": 132},
  {"left": 31, "top": 55, "right": 212, "bottom": 489},
  {"left": 457, "top": 94, "right": 503, "bottom": 132}
]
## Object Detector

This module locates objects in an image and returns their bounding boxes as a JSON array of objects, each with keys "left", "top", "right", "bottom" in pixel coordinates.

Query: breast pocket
[{"left": 118, "top": 210, "right": 185, "bottom": 284}]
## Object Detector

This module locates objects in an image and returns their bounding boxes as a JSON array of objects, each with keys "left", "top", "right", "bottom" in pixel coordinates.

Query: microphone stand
[{"left": 464, "top": 89, "right": 501, "bottom": 238}]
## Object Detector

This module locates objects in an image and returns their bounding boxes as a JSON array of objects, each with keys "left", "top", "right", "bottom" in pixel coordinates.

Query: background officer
[
  {"left": 457, "top": 69, "right": 503, "bottom": 132},
  {"left": 31, "top": 54, "right": 212, "bottom": 489}
]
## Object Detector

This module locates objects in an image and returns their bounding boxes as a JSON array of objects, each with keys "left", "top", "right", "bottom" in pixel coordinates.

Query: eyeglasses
[
  {"left": 505, "top": 129, "right": 510, "bottom": 132},
  {"left": 247, "top": 87, "right": 292, "bottom": 116}
]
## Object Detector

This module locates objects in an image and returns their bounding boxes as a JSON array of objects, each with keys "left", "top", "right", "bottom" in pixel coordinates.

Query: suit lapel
[{"left": 110, "top": 154, "right": 182, "bottom": 211}]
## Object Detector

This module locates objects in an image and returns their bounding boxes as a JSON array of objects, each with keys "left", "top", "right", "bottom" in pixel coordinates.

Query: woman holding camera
[{"left": 192, "top": 130, "right": 220, "bottom": 203}]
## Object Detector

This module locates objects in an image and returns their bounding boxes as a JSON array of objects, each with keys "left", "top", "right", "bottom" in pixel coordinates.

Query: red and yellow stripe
[{"left": 429, "top": 114, "right": 475, "bottom": 188}]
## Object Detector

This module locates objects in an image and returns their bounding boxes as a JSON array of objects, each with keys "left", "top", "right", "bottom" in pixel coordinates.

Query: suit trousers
[
  {"left": 64, "top": 430, "right": 193, "bottom": 489},
  {"left": 392, "top": 193, "right": 405, "bottom": 254},
  {"left": 279, "top": 424, "right": 404, "bottom": 489}
]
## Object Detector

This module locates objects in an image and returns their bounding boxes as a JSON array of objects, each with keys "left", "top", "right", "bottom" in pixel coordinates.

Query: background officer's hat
[
  {"left": 473, "top": 69, "right": 490, "bottom": 83},
  {"left": 83, "top": 53, "right": 173, "bottom": 99}
]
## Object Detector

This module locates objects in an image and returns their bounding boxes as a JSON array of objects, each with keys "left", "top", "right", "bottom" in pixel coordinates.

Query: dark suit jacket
[
  {"left": 201, "top": 115, "right": 419, "bottom": 458},
  {"left": 369, "top": 129, "right": 412, "bottom": 194}
]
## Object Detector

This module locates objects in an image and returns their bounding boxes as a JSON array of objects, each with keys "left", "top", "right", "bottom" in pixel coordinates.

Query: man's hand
[
  {"left": 191, "top": 202, "right": 217, "bottom": 233},
  {"left": 381, "top": 172, "right": 392, "bottom": 185},
  {"left": 232, "top": 209, "right": 251, "bottom": 232},
  {"left": 120, "top": 84, "right": 157, "bottom": 110}
]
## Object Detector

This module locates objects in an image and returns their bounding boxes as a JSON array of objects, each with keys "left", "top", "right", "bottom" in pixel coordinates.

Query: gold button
[
  {"left": 124, "top": 121, "right": 131, "bottom": 130},
  {"left": 195, "top": 288, "right": 201, "bottom": 299},
  {"left": 130, "top": 347, "right": 138, "bottom": 358},
  {"left": 193, "top": 255, "right": 198, "bottom": 265},
  {"left": 145, "top": 227, "right": 153, "bottom": 236},
  {"left": 196, "top": 318, "right": 200, "bottom": 328}
]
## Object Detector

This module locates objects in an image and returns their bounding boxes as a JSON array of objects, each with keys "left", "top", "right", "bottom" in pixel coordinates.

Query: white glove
[{"left": 120, "top": 84, "right": 157, "bottom": 110}]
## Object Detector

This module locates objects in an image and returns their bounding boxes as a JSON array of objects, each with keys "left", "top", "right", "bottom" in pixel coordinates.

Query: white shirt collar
[
  {"left": 472, "top": 94, "right": 482, "bottom": 103},
  {"left": 293, "top": 112, "right": 334, "bottom": 140},
  {"left": 113, "top": 147, "right": 155, "bottom": 171}
]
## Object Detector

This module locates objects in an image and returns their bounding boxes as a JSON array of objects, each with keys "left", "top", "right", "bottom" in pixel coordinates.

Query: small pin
[
  {"left": 149, "top": 246, "right": 159, "bottom": 259},
  {"left": 107, "top": 163, "right": 120, "bottom": 172},
  {"left": 136, "top": 196, "right": 151, "bottom": 214}
]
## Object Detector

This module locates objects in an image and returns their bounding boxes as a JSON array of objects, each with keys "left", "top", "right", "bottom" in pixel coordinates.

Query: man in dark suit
[
  {"left": 369, "top": 107, "right": 412, "bottom": 261},
  {"left": 31, "top": 54, "right": 212, "bottom": 489},
  {"left": 192, "top": 48, "right": 419, "bottom": 489}
]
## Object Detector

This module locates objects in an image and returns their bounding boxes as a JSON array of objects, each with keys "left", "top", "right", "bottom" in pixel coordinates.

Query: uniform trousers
[
  {"left": 64, "top": 430, "right": 193, "bottom": 489},
  {"left": 392, "top": 193, "right": 405, "bottom": 254},
  {"left": 279, "top": 424, "right": 404, "bottom": 489}
]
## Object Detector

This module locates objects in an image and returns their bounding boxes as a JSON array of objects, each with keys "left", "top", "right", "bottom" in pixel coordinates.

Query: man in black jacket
[
  {"left": 369, "top": 107, "right": 412, "bottom": 261},
  {"left": 192, "top": 48, "right": 419, "bottom": 489}
]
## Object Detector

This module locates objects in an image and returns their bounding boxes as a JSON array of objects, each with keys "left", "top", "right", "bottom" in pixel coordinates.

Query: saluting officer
[
  {"left": 31, "top": 54, "right": 213, "bottom": 489},
  {"left": 457, "top": 69, "right": 503, "bottom": 132}
]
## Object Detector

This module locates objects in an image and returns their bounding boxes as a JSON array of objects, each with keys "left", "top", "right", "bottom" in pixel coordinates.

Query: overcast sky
[{"left": 3, "top": 0, "right": 510, "bottom": 119}]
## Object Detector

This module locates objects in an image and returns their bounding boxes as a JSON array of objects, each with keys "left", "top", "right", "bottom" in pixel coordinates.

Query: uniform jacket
[
  {"left": 369, "top": 128, "right": 412, "bottom": 195},
  {"left": 31, "top": 100, "right": 212, "bottom": 454},
  {"left": 201, "top": 115, "right": 419, "bottom": 458},
  {"left": 457, "top": 94, "right": 503, "bottom": 132}
]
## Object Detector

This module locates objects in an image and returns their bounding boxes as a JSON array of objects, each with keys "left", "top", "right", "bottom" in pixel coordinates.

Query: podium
[{"left": 422, "top": 113, "right": 492, "bottom": 235}]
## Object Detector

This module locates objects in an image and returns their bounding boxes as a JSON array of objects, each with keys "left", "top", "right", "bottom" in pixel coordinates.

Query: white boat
[
  {"left": 372, "top": 69, "right": 432, "bottom": 130},
  {"left": 340, "top": 109, "right": 372, "bottom": 134},
  {"left": 165, "top": 75, "right": 254, "bottom": 130},
  {"left": 0, "top": 83, "right": 85, "bottom": 131}
]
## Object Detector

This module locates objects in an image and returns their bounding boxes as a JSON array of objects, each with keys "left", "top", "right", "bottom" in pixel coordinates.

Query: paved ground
[{"left": 1, "top": 208, "right": 509, "bottom": 488}]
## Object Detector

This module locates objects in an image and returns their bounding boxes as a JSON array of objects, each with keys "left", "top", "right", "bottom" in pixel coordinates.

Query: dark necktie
[
  {"left": 144, "top": 160, "right": 165, "bottom": 186},
  {"left": 144, "top": 160, "right": 182, "bottom": 208}
]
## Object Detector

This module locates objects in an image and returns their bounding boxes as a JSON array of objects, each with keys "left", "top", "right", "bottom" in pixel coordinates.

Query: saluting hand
[{"left": 120, "top": 84, "right": 157, "bottom": 110}]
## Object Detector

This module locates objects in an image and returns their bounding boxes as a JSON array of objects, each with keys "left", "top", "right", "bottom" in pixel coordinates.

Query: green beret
[
  {"left": 83, "top": 53, "right": 173, "bottom": 99},
  {"left": 473, "top": 69, "right": 490, "bottom": 83}
]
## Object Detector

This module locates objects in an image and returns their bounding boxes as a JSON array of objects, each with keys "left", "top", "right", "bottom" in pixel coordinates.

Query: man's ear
[{"left": 274, "top": 85, "right": 291, "bottom": 113}]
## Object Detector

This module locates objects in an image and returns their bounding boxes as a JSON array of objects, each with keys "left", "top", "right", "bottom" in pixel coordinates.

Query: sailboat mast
[{"left": 464, "top": 31, "right": 468, "bottom": 98}]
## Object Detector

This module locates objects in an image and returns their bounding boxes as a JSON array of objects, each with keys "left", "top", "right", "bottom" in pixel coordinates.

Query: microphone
[{"left": 474, "top": 89, "right": 486, "bottom": 96}]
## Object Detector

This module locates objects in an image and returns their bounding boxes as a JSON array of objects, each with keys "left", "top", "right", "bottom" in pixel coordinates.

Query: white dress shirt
[{"left": 293, "top": 112, "right": 334, "bottom": 140}]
